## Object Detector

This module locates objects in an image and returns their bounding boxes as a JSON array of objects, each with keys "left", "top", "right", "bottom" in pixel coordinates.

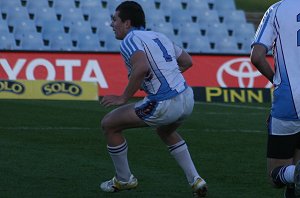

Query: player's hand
[{"left": 100, "top": 95, "right": 127, "bottom": 107}]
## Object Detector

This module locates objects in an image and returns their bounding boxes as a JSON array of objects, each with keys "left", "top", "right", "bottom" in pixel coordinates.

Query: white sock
[
  {"left": 107, "top": 141, "right": 131, "bottom": 182},
  {"left": 168, "top": 140, "right": 200, "bottom": 184},
  {"left": 283, "top": 165, "right": 295, "bottom": 184}
]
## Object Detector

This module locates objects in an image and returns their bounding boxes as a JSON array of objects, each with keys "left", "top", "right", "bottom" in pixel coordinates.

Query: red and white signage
[
  {"left": 186, "top": 55, "right": 274, "bottom": 88},
  {"left": 0, "top": 51, "right": 274, "bottom": 96}
]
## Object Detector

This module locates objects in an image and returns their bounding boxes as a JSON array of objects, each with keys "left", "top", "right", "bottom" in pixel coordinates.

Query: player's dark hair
[{"left": 116, "top": 1, "right": 146, "bottom": 29}]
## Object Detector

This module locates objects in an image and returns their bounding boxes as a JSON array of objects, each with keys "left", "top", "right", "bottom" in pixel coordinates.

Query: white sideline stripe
[
  {"left": 195, "top": 102, "right": 269, "bottom": 110},
  {"left": 0, "top": 127, "right": 97, "bottom": 130},
  {"left": 202, "top": 112, "right": 264, "bottom": 115},
  {"left": 1, "top": 127, "right": 264, "bottom": 134},
  {"left": 203, "top": 129, "right": 264, "bottom": 133},
  {"left": 186, "top": 128, "right": 265, "bottom": 133}
]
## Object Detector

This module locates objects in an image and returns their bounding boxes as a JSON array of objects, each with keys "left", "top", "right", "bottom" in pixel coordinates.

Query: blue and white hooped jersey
[
  {"left": 120, "top": 29, "right": 187, "bottom": 101},
  {"left": 252, "top": 0, "right": 300, "bottom": 120}
]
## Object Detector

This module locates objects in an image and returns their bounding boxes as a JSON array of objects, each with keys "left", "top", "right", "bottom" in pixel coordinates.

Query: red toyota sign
[
  {"left": 184, "top": 55, "right": 274, "bottom": 88},
  {"left": 0, "top": 51, "right": 274, "bottom": 96}
]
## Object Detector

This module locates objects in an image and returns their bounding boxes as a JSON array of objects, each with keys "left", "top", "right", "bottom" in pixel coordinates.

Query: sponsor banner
[
  {"left": 0, "top": 51, "right": 274, "bottom": 97},
  {"left": 0, "top": 51, "right": 126, "bottom": 96},
  {"left": 185, "top": 56, "right": 274, "bottom": 89},
  {"left": 193, "top": 87, "right": 272, "bottom": 103},
  {"left": 0, "top": 79, "right": 98, "bottom": 100}
]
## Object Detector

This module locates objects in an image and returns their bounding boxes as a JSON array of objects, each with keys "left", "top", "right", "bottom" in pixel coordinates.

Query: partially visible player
[
  {"left": 99, "top": 1, "right": 207, "bottom": 197},
  {"left": 250, "top": 0, "right": 300, "bottom": 197}
]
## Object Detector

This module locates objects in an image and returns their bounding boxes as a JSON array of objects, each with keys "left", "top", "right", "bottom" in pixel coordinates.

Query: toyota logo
[{"left": 217, "top": 58, "right": 273, "bottom": 88}]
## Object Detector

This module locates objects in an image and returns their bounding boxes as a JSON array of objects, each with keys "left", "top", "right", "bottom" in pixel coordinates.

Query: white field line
[
  {"left": 192, "top": 102, "right": 267, "bottom": 133},
  {"left": 202, "top": 128, "right": 265, "bottom": 133},
  {"left": 0, "top": 126, "right": 98, "bottom": 131},
  {"left": 1, "top": 102, "right": 268, "bottom": 133},
  {"left": 202, "top": 112, "right": 265, "bottom": 115},
  {"left": 0, "top": 126, "right": 264, "bottom": 134},
  {"left": 184, "top": 128, "right": 265, "bottom": 134}
]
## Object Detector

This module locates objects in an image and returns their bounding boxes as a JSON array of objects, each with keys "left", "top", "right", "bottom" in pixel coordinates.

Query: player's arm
[
  {"left": 174, "top": 44, "right": 192, "bottom": 73},
  {"left": 250, "top": 44, "right": 274, "bottom": 83},
  {"left": 122, "top": 51, "right": 149, "bottom": 100},
  {"left": 177, "top": 50, "right": 193, "bottom": 73},
  {"left": 100, "top": 51, "right": 149, "bottom": 107}
]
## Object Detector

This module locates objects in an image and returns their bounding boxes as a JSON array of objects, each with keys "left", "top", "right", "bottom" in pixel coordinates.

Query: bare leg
[
  {"left": 156, "top": 123, "right": 182, "bottom": 146},
  {"left": 101, "top": 103, "right": 148, "bottom": 181},
  {"left": 101, "top": 103, "right": 148, "bottom": 146},
  {"left": 156, "top": 123, "right": 201, "bottom": 184}
]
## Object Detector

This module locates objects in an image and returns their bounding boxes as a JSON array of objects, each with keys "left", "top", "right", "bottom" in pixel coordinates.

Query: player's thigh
[
  {"left": 101, "top": 103, "right": 148, "bottom": 131},
  {"left": 156, "top": 122, "right": 181, "bottom": 135}
]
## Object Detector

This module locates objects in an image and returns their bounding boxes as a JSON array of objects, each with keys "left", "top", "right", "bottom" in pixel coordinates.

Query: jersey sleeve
[
  {"left": 252, "top": 3, "right": 280, "bottom": 51},
  {"left": 120, "top": 33, "right": 144, "bottom": 61}
]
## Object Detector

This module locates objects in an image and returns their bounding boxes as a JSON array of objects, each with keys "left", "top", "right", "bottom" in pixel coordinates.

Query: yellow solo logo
[
  {"left": 41, "top": 81, "right": 82, "bottom": 96},
  {"left": 0, "top": 80, "right": 25, "bottom": 94}
]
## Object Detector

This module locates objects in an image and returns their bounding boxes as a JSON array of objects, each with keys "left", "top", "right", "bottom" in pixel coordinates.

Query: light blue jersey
[
  {"left": 252, "top": 0, "right": 300, "bottom": 120},
  {"left": 120, "top": 29, "right": 187, "bottom": 101}
]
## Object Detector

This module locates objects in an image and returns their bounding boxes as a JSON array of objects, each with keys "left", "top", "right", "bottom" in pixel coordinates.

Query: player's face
[{"left": 111, "top": 11, "right": 128, "bottom": 40}]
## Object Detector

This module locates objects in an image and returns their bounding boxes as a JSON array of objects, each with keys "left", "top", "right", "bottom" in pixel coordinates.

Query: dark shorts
[{"left": 267, "top": 132, "right": 300, "bottom": 159}]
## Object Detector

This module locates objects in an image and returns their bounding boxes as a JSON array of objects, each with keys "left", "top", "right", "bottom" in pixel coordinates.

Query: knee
[
  {"left": 101, "top": 113, "right": 122, "bottom": 137},
  {"left": 101, "top": 115, "right": 113, "bottom": 136}
]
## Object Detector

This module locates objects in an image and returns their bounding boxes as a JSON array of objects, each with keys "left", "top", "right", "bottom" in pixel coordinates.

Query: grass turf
[{"left": 0, "top": 99, "right": 285, "bottom": 197}]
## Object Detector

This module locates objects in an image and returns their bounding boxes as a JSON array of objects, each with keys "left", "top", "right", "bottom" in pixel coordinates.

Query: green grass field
[{"left": 0, "top": 99, "right": 286, "bottom": 198}]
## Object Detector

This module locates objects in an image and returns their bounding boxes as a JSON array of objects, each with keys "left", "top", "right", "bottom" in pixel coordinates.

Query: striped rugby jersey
[
  {"left": 119, "top": 28, "right": 187, "bottom": 101},
  {"left": 252, "top": 0, "right": 300, "bottom": 120}
]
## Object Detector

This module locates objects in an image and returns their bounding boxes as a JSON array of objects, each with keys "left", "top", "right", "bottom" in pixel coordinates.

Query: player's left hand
[{"left": 100, "top": 95, "right": 127, "bottom": 107}]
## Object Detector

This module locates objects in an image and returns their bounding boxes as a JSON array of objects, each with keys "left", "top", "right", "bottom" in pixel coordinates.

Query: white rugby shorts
[{"left": 134, "top": 86, "right": 194, "bottom": 127}]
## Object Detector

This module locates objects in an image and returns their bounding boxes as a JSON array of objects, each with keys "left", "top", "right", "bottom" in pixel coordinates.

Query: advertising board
[
  {"left": 0, "top": 51, "right": 274, "bottom": 102},
  {"left": 0, "top": 79, "right": 98, "bottom": 100}
]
